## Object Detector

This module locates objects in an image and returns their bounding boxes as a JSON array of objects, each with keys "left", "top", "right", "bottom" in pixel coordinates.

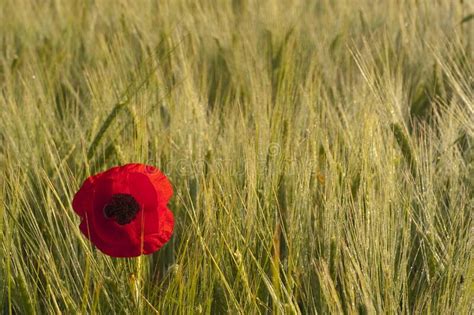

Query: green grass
[{"left": 1, "top": 0, "right": 473, "bottom": 313}]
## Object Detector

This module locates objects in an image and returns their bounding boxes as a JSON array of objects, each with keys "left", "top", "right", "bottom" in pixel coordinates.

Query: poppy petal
[
  {"left": 72, "top": 177, "right": 95, "bottom": 216},
  {"left": 158, "top": 206, "right": 174, "bottom": 243},
  {"left": 147, "top": 169, "right": 173, "bottom": 205},
  {"left": 122, "top": 164, "right": 173, "bottom": 204},
  {"left": 80, "top": 218, "right": 141, "bottom": 257},
  {"left": 128, "top": 172, "right": 158, "bottom": 214},
  {"left": 90, "top": 175, "right": 140, "bottom": 247},
  {"left": 128, "top": 172, "right": 160, "bottom": 236},
  {"left": 143, "top": 207, "right": 174, "bottom": 254}
]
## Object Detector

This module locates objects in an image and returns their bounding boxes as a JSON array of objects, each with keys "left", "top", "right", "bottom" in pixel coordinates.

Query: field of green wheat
[{"left": 1, "top": 0, "right": 473, "bottom": 313}]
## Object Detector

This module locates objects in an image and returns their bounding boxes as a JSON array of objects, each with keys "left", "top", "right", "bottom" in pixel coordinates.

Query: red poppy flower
[{"left": 72, "top": 163, "right": 174, "bottom": 258}]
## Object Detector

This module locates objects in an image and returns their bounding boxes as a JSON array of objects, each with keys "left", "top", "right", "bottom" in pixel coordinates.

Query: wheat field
[{"left": 0, "top": 0, "right": 473, "bottom": 314}]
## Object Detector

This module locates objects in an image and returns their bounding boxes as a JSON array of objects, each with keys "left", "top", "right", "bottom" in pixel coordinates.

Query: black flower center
[{"left": 103, "top": 194, "right": 140, "bottom": 225}]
